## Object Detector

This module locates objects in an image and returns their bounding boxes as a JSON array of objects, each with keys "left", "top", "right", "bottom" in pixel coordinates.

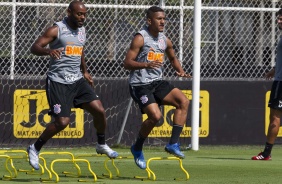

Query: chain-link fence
[
  {"left": 0, "top": 0, "right": 282, "bottom": 147},
  {"left": 1, "top": 0, "right": 281, "bottom": 80}
]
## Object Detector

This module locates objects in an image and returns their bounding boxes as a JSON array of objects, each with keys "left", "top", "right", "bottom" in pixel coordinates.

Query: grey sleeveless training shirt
[
  {"left": 47, "top": 18, "right": 86, "bottom": 84},
  {"left": 129, "top": 26, "right": 167, "bottom": 86},
  {"left": 275, "top": 37, "right": 282, "bottom": 81}
]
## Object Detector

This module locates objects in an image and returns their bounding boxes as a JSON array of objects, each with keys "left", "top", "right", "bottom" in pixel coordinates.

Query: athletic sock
[
  {"left": 263, "top": 142, "right": 273, "bottom": 156},
  {"left": 97, "top": 133, "right": 105, "bottom": 145},
  {"left": 34, "top": 138, "right": 47, "bottom": 152},
  {"left": 134, "top": 133, "right": 146, "bottom": 151},
  {"left": 169, "top": 124, "right": 184, "bottom": 145}
]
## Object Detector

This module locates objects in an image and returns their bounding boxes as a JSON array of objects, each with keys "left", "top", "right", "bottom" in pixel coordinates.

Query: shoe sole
[
  {"left": 165, "top": 147, "right": 185, "bottom": 159},
  {"left": 251, "top": 157, "right": 272, "bottom": 161},
  {"left": 96, "top": 151, "right": 118, "bottom": 159}
]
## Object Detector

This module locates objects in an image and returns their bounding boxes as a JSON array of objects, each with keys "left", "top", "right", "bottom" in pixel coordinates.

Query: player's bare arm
[
  {"left": 80, "top": 51, "right": 94, "bottom": 87},
  {"left": 264, "top": 67, "right": 275, "bottom": 80},
  {"left": 166, "top": 38, "right": 191, "bottom": 78},
  {"left": 124, "top": 34, "right": 162, "bottom": 70},
  {"left": 30, "top": 25, "right": 63, "bottom": 59}
]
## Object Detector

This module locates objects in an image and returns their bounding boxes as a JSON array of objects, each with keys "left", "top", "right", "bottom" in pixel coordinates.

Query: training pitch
[{"left": 0, "top": 145, "right": 281, "bottom": 184}]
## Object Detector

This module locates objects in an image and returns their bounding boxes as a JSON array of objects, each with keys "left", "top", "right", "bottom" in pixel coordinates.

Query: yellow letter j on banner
[
  {"left": 144, "top": 90, "right": 209, "bottom": 138},
  {"left": 13, "top": 89, "right": 84, "bottom": 138}
]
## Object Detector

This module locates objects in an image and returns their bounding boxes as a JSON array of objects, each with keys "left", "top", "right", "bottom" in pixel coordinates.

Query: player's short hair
[
  {"left": 277, "top": 8, "right": 282, "bottom": 16},
  {"left": 68, "top": 0, "right": 84, "bottom": 11},
  {"left": 146, "top": 6, "right": 164, "bottom": 19}
]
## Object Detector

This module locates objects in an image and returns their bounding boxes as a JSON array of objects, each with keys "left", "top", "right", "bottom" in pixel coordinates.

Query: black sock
[
  {"left": 134, "top": 133, "right": 146, "bottom": 151},
  {"left": 97, "top": 133, "right": 105, "bottom": 145},
  {"left": 263, "top": 142, "right": 273, "bottom": 156},
  {"left": 169, "top": 124, "right": 184, "bottom": 144},
  {"left": 34, "top": 138, "right": 46, "bottom": 152}
]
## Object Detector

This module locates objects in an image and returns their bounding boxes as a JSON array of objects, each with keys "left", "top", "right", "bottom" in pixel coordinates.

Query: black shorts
[
  {"left": 268, "top": 80, "right": 282, "bottom": 110},
  {"left": 129, "top": 80, "right": 175, "bottom": 112},
  {"left": 46, "top": 77, "right": 99, "bottom": 117}
]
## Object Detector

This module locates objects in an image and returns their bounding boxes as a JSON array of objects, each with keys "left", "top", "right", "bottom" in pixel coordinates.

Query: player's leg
[
  {"left": 140, "top": 104, "right": 163, "bottom": 136},
  {"left": 129, "top": 84, "right": 160, "bottom": 169},
  {"left": 156, "top": 81, "right": 189, "bottom": 159},
  {"left": 82, "top": 99, "right": 106, "bottom": 135},
  {"left": 130, "top": 103, "right": 161, "bottom": 169},
  {"left": 252, "top": 81, "right": 282, "bottom": 160},
  {"left": 76, "top": 79, "right": 118, "bottom": 158},
  {"left": 81, "top": 100, "right": 118, "bottom": 158},
  {"left": 27, "top": 78, "right": 72, "bottom": 170},
  {"left": 267, "top": 109, "right": 282, "bottom": 144},
  {"left": 36, "top": 117, "right": 71, "bottom": 144},
  {"left": 252, "top": 108, "right": 282, "bottom": 160},
  {"left": 27, "top": 117, "right": 71, "bottom": 168},
  {"left": 266, "top": 109, "right": 282, "bottom": 151}
]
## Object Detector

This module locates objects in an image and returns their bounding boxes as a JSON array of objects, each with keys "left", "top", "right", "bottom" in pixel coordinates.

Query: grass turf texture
[{"left": 0, "top": 145, "right": 280, "bottom": 184}]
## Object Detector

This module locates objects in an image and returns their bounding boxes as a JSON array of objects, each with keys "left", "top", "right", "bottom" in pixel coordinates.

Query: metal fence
[{"left": 0, "top": 0, "right": 281, "bottom": 80}]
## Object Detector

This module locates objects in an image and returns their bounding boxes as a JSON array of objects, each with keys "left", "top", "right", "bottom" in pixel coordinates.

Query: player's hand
[
  {"left": 49, "top": 48, "right": 64, "bottom": 59},
  {"left": 176, "top": 72, "right": 192, "bottom": 78},
  {"left": 146, "top": 60, "right": 163, "bottom": 69},
  {"left": 83, "top": 72, "right": 94, "bottom": 87},
  {"left": 264, "top": 68, "right": 275, "bottom": 80}
]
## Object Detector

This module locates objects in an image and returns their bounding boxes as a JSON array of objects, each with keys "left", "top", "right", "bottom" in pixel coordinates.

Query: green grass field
[{"left": 0, "top": 145, "right": 280, "bottom": 184}]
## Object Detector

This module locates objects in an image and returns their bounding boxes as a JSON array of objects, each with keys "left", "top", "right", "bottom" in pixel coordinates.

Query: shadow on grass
[
  {"left": 2, "top": 178, "right": 41, "bottom": 182},
  {"left": 196, "top": 157, "right": 251, "bottom": 160},
  {"left": 59, "top": 174, "right": 141, "bottom": 181}
]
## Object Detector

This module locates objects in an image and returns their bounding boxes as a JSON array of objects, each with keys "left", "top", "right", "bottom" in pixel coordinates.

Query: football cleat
[
  {"left": 165, "top": 143, "right": 185, "bottom": 159},
  {"left": 131, "top": 145, "right": 146, "bottom": 169},
  {"left": 96, "top": 144, "right": 118, "bottom": 158},
  {"left": 27, "top": 144, "right": 40, "bottom": 170},
  {"left": 251, "top": 152, "right": 271, "bottom": 160}
]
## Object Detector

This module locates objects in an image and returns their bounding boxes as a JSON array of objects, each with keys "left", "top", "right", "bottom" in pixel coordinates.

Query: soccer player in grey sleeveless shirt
[
  {"left": 27, "top": 1, "right": 118, "bottom": 170},
  {"left": 124, "top": 6, "right": 191, "bottom": 169},
  {"left": 252, "top": 9, "right": 282, "bottom": 161}
]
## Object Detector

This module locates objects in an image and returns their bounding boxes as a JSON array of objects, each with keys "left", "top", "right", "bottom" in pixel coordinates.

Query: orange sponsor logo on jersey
[
  {"left": 147, "top": 50, "right": 164, "bottom": 62},
  {"left": 65, "top": 45, "right": 83, "bottom": 56}
]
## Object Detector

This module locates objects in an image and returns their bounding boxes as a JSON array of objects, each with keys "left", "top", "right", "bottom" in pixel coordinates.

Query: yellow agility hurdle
[
  {"left": 103, "top": 156, "right": 150, "bottom": 180},
  {"left": 0, "top": 150, "right": 41, "bottom": 177},
  {"left": 39, "top": 151, "right": 81, "bottom": 181},
  {"left": 103, "top": 156, "right": 188, "bottom": 181},
  {"left": 76, "top": 154, "right": 149, "bottom": 180},
  {"left": 50, "top": 158, "right": 97, "bottom": 183},
  {"left": 146, "top": 157, "right": 189, "bottom": 181},
  {"left": 39, "top": 151, "right": 98, "bottom": 182},
  {"left": 0, "top": 154, "right": 17, "bottom": 180},
  {"left": 74, "top": 153, "right": 109, "bottom": 179},
  {"left": 103, "top": 156, "right": 133, "bottom": 179}
]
